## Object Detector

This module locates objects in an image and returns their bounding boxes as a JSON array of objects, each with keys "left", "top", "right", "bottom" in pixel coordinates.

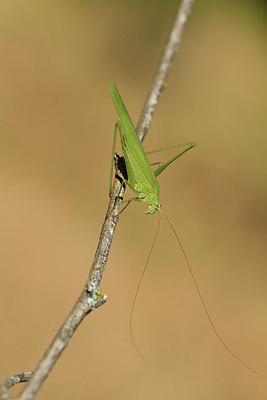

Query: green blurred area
[{"left": 1, "top": 1, "right": 267, "bottom": 399}]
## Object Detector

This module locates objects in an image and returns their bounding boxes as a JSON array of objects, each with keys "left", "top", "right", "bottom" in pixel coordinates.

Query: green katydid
[
  {"left": 109, "top": 82, "right": 258, "bottom": 375},
  {"left": 109, "top": 82, "right": 195, "bottom": 214}
]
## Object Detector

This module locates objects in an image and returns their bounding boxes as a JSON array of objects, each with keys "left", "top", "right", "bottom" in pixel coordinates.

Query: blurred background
[{"left": 1, "top": 0, "right": 267, "bottom": 398}]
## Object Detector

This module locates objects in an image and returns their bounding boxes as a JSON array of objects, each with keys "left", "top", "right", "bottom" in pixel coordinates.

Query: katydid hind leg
[
  {"left": 145, "top": 141, "right": 196, "bottom": 155},
  {"left": 153, "top": 142, "right": 196, "bottom": 178}
]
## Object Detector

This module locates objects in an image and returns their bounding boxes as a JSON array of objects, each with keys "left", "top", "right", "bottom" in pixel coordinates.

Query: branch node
[{"left": 86, "top": 282, "right": 107, "bottom": 310}]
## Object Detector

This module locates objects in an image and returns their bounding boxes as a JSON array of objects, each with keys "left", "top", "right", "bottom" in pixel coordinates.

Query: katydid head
[{"left": 146, "top": 203, "right": 161, "bottom": 215}]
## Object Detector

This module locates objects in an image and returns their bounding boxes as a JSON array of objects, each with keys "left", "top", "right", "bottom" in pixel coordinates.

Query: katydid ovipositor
[{"left": 109, "top": 82, "right": 258, "bottom": 375}]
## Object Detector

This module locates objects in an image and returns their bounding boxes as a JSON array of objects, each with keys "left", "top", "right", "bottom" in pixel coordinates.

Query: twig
[
  {"left": 0, "top": 373, "right": 32, "bottom": 400},
  {"left": 137, "top": 0, "right": 194, "bottom": 141},
  {"left": 1, "top": 1, "right": 195, "bottom": 399}
]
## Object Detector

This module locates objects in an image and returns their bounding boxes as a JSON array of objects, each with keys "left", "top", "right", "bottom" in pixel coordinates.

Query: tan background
[{"left": 1, "top": 0, "right": 267, "bottom": 399}]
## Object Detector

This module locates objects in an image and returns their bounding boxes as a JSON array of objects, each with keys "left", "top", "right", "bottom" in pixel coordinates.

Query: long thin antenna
[
  {"left": 162, "top": 210, "right": 259, "bottom": 375},
  {"left": 129, "top": 213, "right": 162, "bottom": 361}
]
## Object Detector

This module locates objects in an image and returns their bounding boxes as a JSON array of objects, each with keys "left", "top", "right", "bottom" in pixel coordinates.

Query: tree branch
[{"left": 1, "top": 1, "right": 195, "bottom": 399}]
